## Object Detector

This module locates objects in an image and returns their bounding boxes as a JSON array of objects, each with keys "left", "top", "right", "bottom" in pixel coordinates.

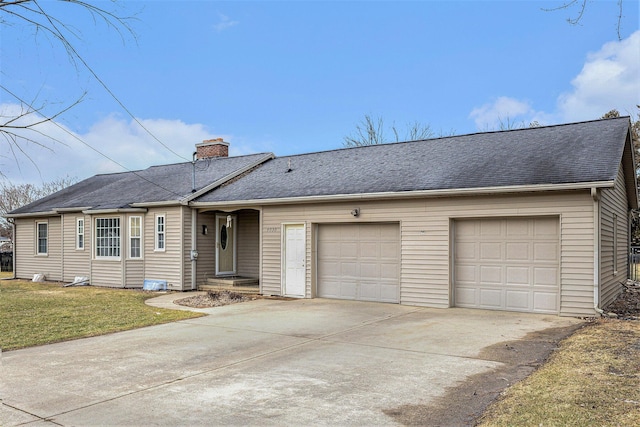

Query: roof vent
[{"left": 196, "top": 138, "right": 229, "bottom": 159}]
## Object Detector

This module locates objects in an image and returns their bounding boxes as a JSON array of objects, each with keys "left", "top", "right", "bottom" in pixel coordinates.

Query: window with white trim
[
  {"left": 76, "top": 218, "right": 85, "bottom": 250},
  {"left": 36, "top": 222, "right": 48, "bottom": 255},
  {"left": 155, "top": 214, "right": 165, "bottom": 251},
  {"left": 129, "top": 216, "right": 142, "bottom": 259},
  {"left": 95, "top": 217, "right": 120, "bottom": 258}
]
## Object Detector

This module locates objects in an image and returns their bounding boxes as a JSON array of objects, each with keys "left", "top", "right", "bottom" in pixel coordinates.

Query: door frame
[
  {"left": 281, "top": 223, "right": 306, "bottom": 297},
  {"left": 215, "top": 214, "right": 237, "bottom": 276}
]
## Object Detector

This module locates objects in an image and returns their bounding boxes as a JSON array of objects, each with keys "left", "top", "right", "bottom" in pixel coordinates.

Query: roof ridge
[{"left": 273, "top": 116, "right": 632, "bottom": 160}]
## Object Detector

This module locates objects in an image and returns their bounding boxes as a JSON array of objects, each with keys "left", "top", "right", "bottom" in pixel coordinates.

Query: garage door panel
[
  {"left": 480, "top": 242, "right": 502, "bottom": 259},
  {"left": 380, "top": 263, "right": 399, "bottom": 280},
  {"left": 360, "top": 242, "right": 379, "bottom": 258},
  {"left": 340, "top": 262, "right": 357, "bottom": 277},
  {"left": 456, "top": 242, "right": 477, "bottom": 260},
  {"left": 479, "top": 288, "right": 502, "bottom": 308},
  {"left": 507, "top": 219, "right": 530, "bottom": 236},
  {"left": 455, "top": 287, "right": 476, "bottom": 305},
  {"left": 455, "top": 217, "right": 559, "bottom": 314},
  {"left": 534, "top": 243, "right": 558, "bottom": 261},
  {"left": 506, "top": 291, "right": 530, "bottom": 310},
  {"left": 341, "top": 242, "right": 358, "bottom": 258},
  {"left": 534, "top": 267, "right": 558, "bottom": 286},
  {"left": 534, "top": 219, "right": 558, "bottom": 236},
  {"left": 455, "top": 265, "right": 477, "bottom": 283},
  {"left": 506, "top": 266, "right": 529, "bottom": 285},
  {"left": 506, "top": 242, "right": 529, "bottom": 260},
  {"left": 480, "top": 221, "right": 501, "bottom": 236},
  {"left": 533, "top": 292, "right": 557, "bottom": 312},
  {"left": 480, "top": 265, "right": 502, "bottom": 284},
  {"left": 318, "top": 223, "right": 399, "bottom": 303},
  {"left": 380, "top": 242, "right": 399, "bottom": 259},
  {"left": 360, "top": 262, "right": 380, "bottom": 279}
]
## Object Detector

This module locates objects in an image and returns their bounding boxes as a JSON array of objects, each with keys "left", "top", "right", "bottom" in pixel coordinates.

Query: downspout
[
  {"left": 592, "top": 188, "right": 604, "bottom": 316},
  {"left": 10, "top": 218, "right": 16, "bottom": 279},
  {"left": 190, "top": 151, "right": 198, "bottom": 290},
  {"left": 191, "top": 208, "right": 197, "bottom": 290}
]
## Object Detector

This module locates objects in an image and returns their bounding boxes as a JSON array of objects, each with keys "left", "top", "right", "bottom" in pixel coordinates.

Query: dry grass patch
[
  {"left": 478, "top": 320, "right": 640, "bottom": 427},
  {"left": 0, "top": 271, "right": 12, "bottom": 279},
  {"left": 0, "top": 280, "right": 204, "bottom": 351}
]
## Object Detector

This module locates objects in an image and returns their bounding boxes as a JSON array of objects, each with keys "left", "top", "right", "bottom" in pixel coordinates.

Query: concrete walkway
[{"left": 1, "top": 297, "right": 582, "bottom": 426}]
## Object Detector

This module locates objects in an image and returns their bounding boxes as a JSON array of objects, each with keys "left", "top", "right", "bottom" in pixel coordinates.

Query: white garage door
[
  {"left": 454, "top": 217, "right": 559, "bottom": 314},
  {"left": 317, "top": 223, "right": 400, "bottom": 303}
]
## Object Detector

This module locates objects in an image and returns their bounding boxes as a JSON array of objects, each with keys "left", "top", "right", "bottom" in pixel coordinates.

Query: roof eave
[
  {"left": 130, "top": 201, "right": 182, "bottom": 208},
  {"left": 190, "top": 180, "right": 615, "bottom": 208},
  {"left": 4, "top": 210, "right": 59, "bottom": 219},
  {"left": 81, "top": 208, "right": 149, "bottom": 215}
]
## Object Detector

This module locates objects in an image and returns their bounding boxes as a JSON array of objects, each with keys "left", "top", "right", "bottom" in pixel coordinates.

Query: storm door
[{"left": 215, "top": 214, "right": 237, "bottom": 275}]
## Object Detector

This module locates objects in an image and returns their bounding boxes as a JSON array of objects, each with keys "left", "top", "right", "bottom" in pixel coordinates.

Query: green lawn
[{"left": 0, "top": 280, "right": 204, "bottom": 351}]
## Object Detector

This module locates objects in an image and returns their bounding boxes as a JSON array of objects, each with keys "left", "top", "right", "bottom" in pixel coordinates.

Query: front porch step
[{"left": 199, "top": 276, "right": 260, "bottom": 294}]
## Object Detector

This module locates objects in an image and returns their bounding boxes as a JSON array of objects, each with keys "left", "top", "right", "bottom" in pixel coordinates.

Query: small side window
[
  {"left": 36, "top": 222, "right": 48, "bottom": 255},
  {"left": 155, "top": 214, "right": 165, "bottom": 251},
  {"left": 77, "top": 218, "right": 85, "bottom": 250}
]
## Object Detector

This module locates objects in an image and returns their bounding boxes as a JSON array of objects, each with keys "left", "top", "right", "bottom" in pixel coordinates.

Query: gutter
[
  {"left": 4, "top": 210, "right": 58, "bottom": 219},
  {"left": 130, "top": 201, "right": 181, "bottom": 208},
  {"left": 81, "top": 208, "right": 148, "bottom": 215},
  {"left": 190, "top": 180, "right": 616, "bottom": 209}
]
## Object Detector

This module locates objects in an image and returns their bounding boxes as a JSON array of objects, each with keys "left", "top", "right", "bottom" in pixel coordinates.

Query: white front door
[
  {"left": 283, "top": 224, "right": 306, "bottom": 297},
  {"left": 216, "top": 214, "right": 237, "bottom": 275}
]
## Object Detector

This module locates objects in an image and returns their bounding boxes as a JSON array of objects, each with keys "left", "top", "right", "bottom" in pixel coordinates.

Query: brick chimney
[{"left": 195, "top": 138, "right": 229, "bottom": 159}]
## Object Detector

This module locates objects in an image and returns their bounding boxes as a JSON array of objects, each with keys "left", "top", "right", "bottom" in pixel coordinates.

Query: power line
[{"left": 31, "top": 0, "right": 191, "bottom": 162}]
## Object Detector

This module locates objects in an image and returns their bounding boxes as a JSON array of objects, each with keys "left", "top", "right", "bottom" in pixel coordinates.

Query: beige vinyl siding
[
  {"left": 125, "top": 260, "right": 144, "bottom": 288},
  {"left": 237, "top": 209, "right": 260, "bottom": 278},
  {"left": 62, "top": 214, "right": 90, "bottom": 282},
  {"left": 600, "top": 165, "right": 630, "bottom": 308},
  {"left": 91, "top": 260, "right": 123, "bottom": 287},
  {"left": 195, "top": 212, "right": 217, "bottom": 284},
  {"left": 14, "top": 217, "right": 63, "bottom": 281},
  {"left": 261, "top": 191, "right": 596, "bottom": 316},
  {"left": 144, "top": 207, "right": 184, "bottom": 290}
]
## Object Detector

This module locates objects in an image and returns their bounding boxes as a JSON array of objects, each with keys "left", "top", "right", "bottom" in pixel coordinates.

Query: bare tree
[
  {"left": 543, "top": 0, "right": 626, "bottom": 40},
  {"left": 0, "top": 175, "right": 77, "bottom": 241},
  {"left": 0, "top": 0, "right": 137, "bottom": 171},
  {"left": 344, "top": 115, "right": 435, "bottom": 147},
  {"left": 602, "top": 107, "right": 640, "bottom": 174}
]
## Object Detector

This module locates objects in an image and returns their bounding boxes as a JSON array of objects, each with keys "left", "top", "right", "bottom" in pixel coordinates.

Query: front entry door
[
  {"left": 283, "top": 224, "right": 306, "bottom": 297},
  {"left": 216, "top": 214, "right": 237, "bottom": 275}
]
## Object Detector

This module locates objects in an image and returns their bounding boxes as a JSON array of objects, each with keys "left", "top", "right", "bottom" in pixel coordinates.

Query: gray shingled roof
[
  {"left": 10, "top": 153, "right": 272, "bottom": 214},
  {"left": 8, "top": 118, "right": 633, "bottom": 215},
  {"left": 195, "top": 118, "right": 631, "bottom": 203}
]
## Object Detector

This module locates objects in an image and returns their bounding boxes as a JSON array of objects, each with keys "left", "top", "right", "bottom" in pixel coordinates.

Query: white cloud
[
  {"left": 469, "top": 31, "right": 640, "bottom": 130},
  {"left": 469, "top": 96, "right": 540, "bottom": 130},
  {"left": 0, "top": 109, "right": 258, "bottom": 184},
  {"left": 558, "top": 30, "right": 640, "bottom": 121},
  {"left": 213, "top": 13, "right": 239, "bottom": 32}
]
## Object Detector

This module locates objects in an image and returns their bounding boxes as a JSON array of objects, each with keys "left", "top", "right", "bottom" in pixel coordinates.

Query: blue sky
[{"left": 1, "top": 0, "right": 639, "bottom": 184}]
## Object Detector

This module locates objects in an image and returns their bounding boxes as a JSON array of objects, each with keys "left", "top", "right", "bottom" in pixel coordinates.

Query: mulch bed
[
  {"left": 175, "top": 290, "right": 259, "bottom": 308},
  {"left": 602, "top": 280, "right": 640, "bottom": 320}
]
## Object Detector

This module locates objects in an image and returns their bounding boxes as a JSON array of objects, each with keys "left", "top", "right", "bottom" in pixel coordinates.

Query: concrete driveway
[{"left": 1, "top": 297, "right": 581, "bottom": 426}]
